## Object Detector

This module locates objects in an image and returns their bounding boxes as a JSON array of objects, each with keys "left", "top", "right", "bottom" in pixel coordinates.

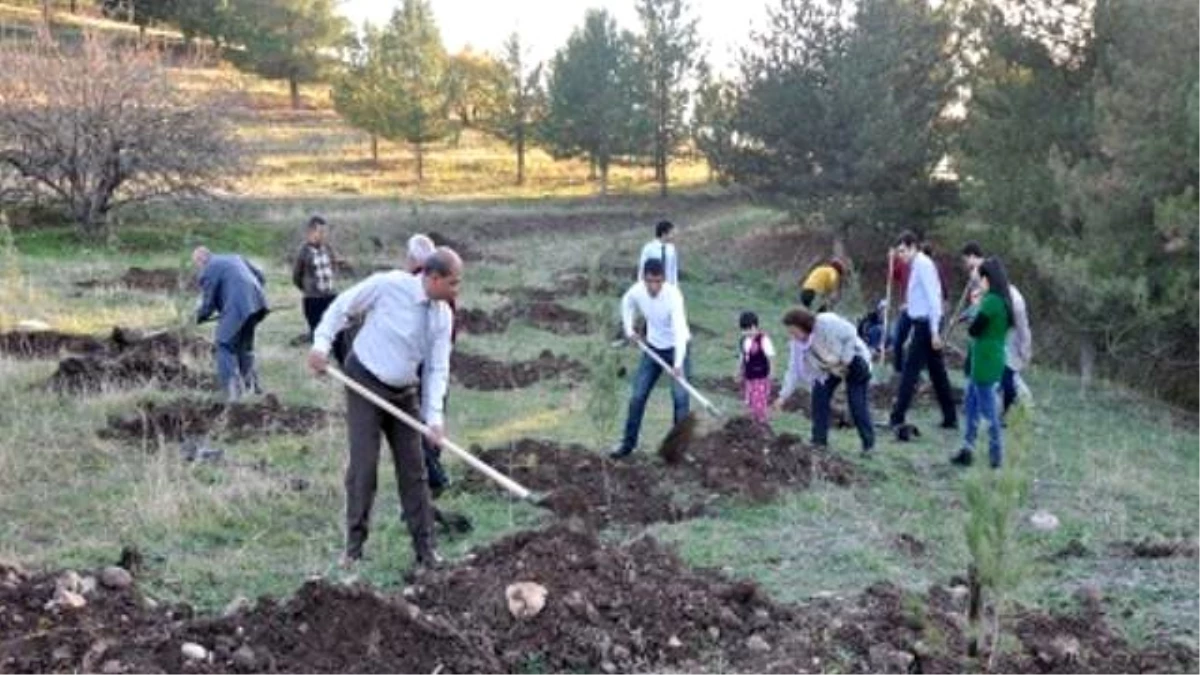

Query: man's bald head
[
  {"left": 422, "top": 246, "right": 463, "bottom": 302},
  {"left": 192, "top": 246, "right": 212, "bottom": 268}
]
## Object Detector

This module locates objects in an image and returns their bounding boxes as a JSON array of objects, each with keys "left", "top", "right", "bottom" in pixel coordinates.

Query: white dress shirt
[
  {"left": 638, "top": 239, "right": 679, "bottom": 285},
  {"left": 621, "top": 281, "right": 690, "bottom": 368},
  {"left": 313, "top": 271, "right": 453, "bottom": 427},
  {"left": 905, "top": 252, "right": 944, "bottom": 337}
]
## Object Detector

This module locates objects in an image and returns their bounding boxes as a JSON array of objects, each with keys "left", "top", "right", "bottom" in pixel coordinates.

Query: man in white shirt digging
[
  {"left": 612, "top": 257, "right": 692, "bottom": 458},
  {"left": 308, "top": 248, "right": 463, "bottom": 572}
]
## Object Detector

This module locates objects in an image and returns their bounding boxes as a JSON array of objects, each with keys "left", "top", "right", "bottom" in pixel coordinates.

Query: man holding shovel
[
  {"left": 193, "top": 246, "right": 269, "bottom": 402},
  {"left": 611, "top": 258, "right": 692, "bottom": 459},
  {"left": 308, "top": 247, "right": 462, "bottom": 572}
]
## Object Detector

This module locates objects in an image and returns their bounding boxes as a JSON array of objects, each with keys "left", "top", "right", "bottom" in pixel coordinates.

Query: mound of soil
[
  {"left": 671, "top": 417, "right": 860, "bottom": 501},
  {"left": 520, "top": 302, "right": 591, "bottom": 335},
  {"left": 428, "top": 231, "right": 488, "bottom": 263},
  {"left": 0, "top": 331, "right": 107, "bottom": 359},
  {"left": 410, "top": 525, "right": 798, "bottom": 673},
  {"left": 75, "top": 267, "right": 187, "bottom": 293},
  {"left": 46, "top": 353, "right": 211, "bottom": 394},
  {"left": 456, "top": 307, "right": 514, "bottom": 335},
  {"left": 99, "top": 394, "right": 327, "bottom": 444},
  {"left": 1114, "top": 538, "right": 1199, "bottom": 559},
  {"left": 467, "top": 440, "right": 702, "bottom": 527},
  {"left": 451, "top": 350, "right": 588, "bottom": 390},
  {"left": 2, "top": 327, "right": 209, "bottom": 362}
]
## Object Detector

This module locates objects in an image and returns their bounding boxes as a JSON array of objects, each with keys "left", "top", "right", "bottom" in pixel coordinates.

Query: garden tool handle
[
  {"left": 634, "top": 339, "right": 722, "bottom": 417},
  {"left": 325, "top": 365, "right": 535, "bottom": 501}
]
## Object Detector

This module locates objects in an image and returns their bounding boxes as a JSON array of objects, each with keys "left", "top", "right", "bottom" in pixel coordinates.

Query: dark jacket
[
  {"left": 197, "top": 254, "right": 269, "bottom": 342},
  {"left": 292, "top": 242, "right": 338, "bottom": 298}
]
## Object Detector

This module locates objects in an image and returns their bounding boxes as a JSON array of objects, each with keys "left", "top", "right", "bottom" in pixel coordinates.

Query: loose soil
[
  {"left": 1114, "top": 538, "right": 1199, "bottom": 559},
  {"left": 2, "top": 328, "right": 209, "bottom": 362},
  {"left": 2, "top": 535, "right": 1194, "bottom": 674},
  {"left": 465, "top": 439, "right": 703, "bottom": 527},
  {"left": 455, "top": 307, "right": 514, "bottom": 335},
  {"left": 0, "top": 331, "right": 107, "bottom": 359},
  {"left": 451, "top": 350, "right": 588, "bottom": 390},
  {"left": 669, "top": 418, "right": 860, "bottom": 502},
  {"left": 520, "top": 302, "right": 591, "bottom": 335},
  {"left": 99, "top": 394, "right": 328, "bottom": 445},
  {"left": 75, "top": 267, "right": 187, "bottom": 293}
]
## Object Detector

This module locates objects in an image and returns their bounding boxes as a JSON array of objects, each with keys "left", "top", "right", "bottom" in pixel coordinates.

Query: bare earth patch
[
  {"left": 99, "top": 394, "right": 328, "bottom": 445},
  {"left": 451, "top": 350, "right": 588, "bottom": 390}
]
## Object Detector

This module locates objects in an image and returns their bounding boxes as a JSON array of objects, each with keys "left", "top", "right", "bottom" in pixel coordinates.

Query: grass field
[{"left": 0, "top": 24, "right": 1196, "bottom": 667}]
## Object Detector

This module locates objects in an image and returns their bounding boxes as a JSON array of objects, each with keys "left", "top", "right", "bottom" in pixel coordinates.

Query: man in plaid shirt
[{"left": 292, "top": 216, "right": 339, "bottom": 340}]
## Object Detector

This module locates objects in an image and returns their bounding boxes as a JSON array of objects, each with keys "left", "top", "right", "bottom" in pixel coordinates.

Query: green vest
[{"left": 969, "top": 291, "right": 1010, "bottom": 384}]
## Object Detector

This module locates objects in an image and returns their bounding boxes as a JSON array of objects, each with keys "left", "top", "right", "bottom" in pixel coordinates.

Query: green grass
[{"left": 0, "top": 196, "right": 1195, "bottom": 658}]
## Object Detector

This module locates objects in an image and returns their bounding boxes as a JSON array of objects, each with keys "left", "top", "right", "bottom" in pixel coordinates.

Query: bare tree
[{"left": 0, "top": 32, "right": 244, "bottom": 236}]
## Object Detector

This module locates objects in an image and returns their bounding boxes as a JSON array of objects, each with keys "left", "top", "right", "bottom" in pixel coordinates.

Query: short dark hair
[
  {"left": 642, "top": 257, "right": 666, "bottom": 278},
  {"left": 782, "top": 307, "right": 815, "bottom": 333},
  {"left": 307, "top": 215, "right": 327, "bottom": 230},
  {"left": 961, "top": 241, "right": 984, "bottom": 258},
  {"left": 895, "top": 231, "right": 919, "bottom": 248},
  {"left": 655, "top": 220, "right": 674, "bottom": 238},
  {"left": 739, "top": 311, "right": 759, "bottom": 330}
]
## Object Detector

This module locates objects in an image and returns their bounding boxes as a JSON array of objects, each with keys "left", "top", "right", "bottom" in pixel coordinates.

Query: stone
[
  {"left": 101, "top": 660, "right": 123, "bottom": 674},
  {"left": 51, "top": 646, "right": 73, "bottom": 662},
  {"left": 611, "top": 645, "right": 631, "bottom": 662},
  {"left": 222, "top": 596, "right": 251, "bottom": 618},
  {"left": 1030, "top": 510, "right": 1060, "bottom": 532},
  {"left": 668, "top": 635, "right": 683, "bottom": 649},
  {"left": 80, "top": 576, "right": 98, "bottom": 596},
  {"left": 180, "top": 643, "right": 209, "bottom": 661},
  {"left": 869, "top": 645, "right": 915, "bottom": 673},
  {"left": 708, "top": 626, "right": 721, "bottom": 640},
  {"left": 505, "top": 581, "right": 548, "bottom": 620},
  {"left": 232, "top": 645, "right": 258, "bottom": 671},
  {"left": 56, "top": 570, "right": 83, "bottom": 594},
  {"left": 49, "top": 588, "right": 87, "bottom": 610},
  {"left": 600, "top": 661, "right": 617, "bottom": 673},
  {"left": 746, "top": 635, "right": 771, "bottom": 653},
  {"left": 100, "top": 566, "right": 133, "bottom": 590}
]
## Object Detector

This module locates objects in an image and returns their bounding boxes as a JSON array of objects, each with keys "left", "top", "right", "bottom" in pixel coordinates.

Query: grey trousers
[{"left": 343, "top": 353, "right": 434, "bottom": 560}]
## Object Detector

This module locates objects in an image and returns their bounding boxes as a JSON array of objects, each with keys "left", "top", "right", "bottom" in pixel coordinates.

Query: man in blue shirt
[{"left": 193, "top": 247, "right": 269, "bottom": 401}]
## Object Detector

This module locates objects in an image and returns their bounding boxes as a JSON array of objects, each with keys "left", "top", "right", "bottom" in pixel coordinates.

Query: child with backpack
[{"left": 737, "top": 312, "right": 776, "bottom": 424}]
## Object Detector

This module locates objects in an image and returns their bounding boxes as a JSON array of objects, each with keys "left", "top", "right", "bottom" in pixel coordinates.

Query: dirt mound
[
  {"left": 670, "top": 417, "right": 860, "bottom": 501},
  {"left": 1, "top": 327, "right": 209, "bottom": 362},
  {"left": 99, "top": 394, "right": 327, "bottom": 444},
  {"left": 410, "top": 525, "right": 796, "bottom": 673},
  {"left": 0, "top": 331, "right": 106, "bottom": 359},
  {"left": 521, "top": 302, "right": 591, "bottom": 335},
  {"left": 451, "top": 350, "right": 587, "bottom": 390},
  {"left": 1114, "top": 538, "right": 1199, "bottom": 559},
  {"left": 428, "top": 231, "right": 486, "bottom": 262},
  {"left": 456, "top": 306, "right": 514, "bottom": 335},
  {"left": 75, "top": 267, "right": 187, "bottom": 293},
  {"left": 467, "top": 440, "right": 702, "bottom": 527},
  {"left": 870, "top": 377, "right": 965, "bottom": 410},
  {"left": 46, "top": 353, "right": 211, "bottom": 394}
]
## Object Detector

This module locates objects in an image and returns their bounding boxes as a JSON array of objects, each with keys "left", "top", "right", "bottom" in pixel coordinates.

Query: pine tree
[
  {"left": 486, "top": 33, "right": 544, "bottom": 186},
  {"left": 635, "top": 0, "right": 699, "bottom": 196}
]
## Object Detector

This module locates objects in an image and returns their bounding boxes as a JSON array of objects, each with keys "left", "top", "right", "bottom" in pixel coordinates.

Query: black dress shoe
[
  {"left": 950, "top": 448, "right": 974, "bottom": 466},
  {"left": 609, "top": 445, "right": 634, "bottom": 459}
]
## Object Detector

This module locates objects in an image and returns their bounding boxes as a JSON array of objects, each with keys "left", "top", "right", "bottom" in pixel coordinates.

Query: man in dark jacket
[
  {"left": 193, "top": 246, "right": 270, "bottom": 401},
  {"left": 292, "top": 216, "right": 338, "bottom": 340}
]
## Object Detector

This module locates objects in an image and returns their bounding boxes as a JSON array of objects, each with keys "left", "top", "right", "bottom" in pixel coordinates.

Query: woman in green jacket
[{"left": 952, "top": 257, "right": 1013, "bottom": 468}]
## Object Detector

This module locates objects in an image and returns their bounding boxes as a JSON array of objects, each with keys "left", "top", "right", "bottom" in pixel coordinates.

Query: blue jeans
[
  {"left": 812, "top": 356, "right": 875, "bottom": 451},
  {"left": 619, "top": 344, "right": 693, "bottom": 452},
  {"left": 964, "top": 381, "right": 1003, "bottom": 466}
]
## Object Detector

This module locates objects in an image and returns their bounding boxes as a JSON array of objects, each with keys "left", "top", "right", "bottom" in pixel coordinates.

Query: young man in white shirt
[
  {"left": 638, "top": 220, "right": 680, "bottom": 286},
  {"left": 612, "top": 258, "right": 692, "bottom": 458},
  {"left": 889, "top": 231, "right": 958, "bottom": 435},
  {"left": 308, "top": 248, "right": 463, "bottom": 572}
]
